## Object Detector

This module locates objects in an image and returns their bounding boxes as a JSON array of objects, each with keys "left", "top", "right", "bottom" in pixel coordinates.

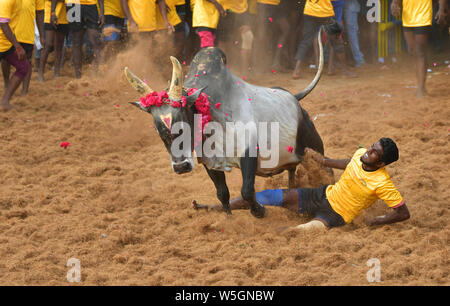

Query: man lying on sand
[{"left": 193, "top": 138, "right": 410, "bottom": 230}]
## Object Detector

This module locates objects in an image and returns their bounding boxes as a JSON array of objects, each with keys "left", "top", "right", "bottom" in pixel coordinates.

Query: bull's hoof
[{"left": 251, "top": 204, "right": 266, "bottom": 218}]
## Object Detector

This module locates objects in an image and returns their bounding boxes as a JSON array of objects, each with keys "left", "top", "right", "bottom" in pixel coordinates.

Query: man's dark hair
[{"left": 379, "top": 138, "right": 399, "bottom": 165}]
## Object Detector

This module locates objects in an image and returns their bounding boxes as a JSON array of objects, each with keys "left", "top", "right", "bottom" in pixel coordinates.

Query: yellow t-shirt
[
  {"left": 173, "top": 0, "right": 185, "bottom": 5},
  {"left": 257, "top": 0, "right": 279, "bottom": 5},
  {"left": 304, "top": 0, "right": 335, "bottom": 18},
  {"left": 104, "top": 0, "right": 124, "bottom": 18},
  {"left": 15, "top": 0, "right": 44, "bottom": 44},
  {"left": 66, "top": 0, "right": 98, "bottom": 5},
  {"left": 0, "top": 0, "right": 22, "bottom": 52},
  {"left": 326, "top": 148, "right": 404, "bottom": 224},
  {"left": 249, "top": 0, "right": 257, "bottom": 14},
  {"left": 156, "top": 0, "right": 182, "bottom": 30},
  {"left": 192, "top": 0, "right": 220, "bottom": 29},
  {"left": 222, "top": 0, "right": 248, "bottom": 14},
  {"left": 44, "top": 0, "right": 68, "bottom": 24},
  {"left": 402, "top": 0, "right": 432, "bottom": 27},
  {"left": 127, "top": 0, "right": 156, "bottom": 32}
]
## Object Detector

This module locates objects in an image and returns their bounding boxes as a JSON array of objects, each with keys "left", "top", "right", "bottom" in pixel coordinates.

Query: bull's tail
[{"left": 294, "top": 27, "right": 324, "bottom": 101}]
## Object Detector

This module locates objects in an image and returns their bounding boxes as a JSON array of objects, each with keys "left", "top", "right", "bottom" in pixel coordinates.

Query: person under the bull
[
  {"left": 391, "top": 0, "right": 448, "bottom": 98},
  {"left": 0, "top": 0, "right": 31, "bottom": 111},
  {"left": 2, "top": 0, "right": 44, "bottom": 96},
  {"left": 193, "top": 138, "right": 410, "bottom": 230},
  {"left": 38, "top": 0, "right": 69, "bottom": 81}
]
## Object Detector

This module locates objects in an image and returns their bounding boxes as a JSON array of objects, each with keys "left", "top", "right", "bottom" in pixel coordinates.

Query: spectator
[
  {"left": 293, "top": 0, "right": 354, "bottom": 79},
  {"left": 217, "top": 0, "right": 254, "bottom": 77},
  {"left": 391, "top": 0, "right": 447, "bottom": 98},
  {"left": 0, "top": 0, "right": 31, "bottom": 110},
  {"left": 192, "top": 0, "right": 226, "bottom": 49},
  {"left": 2, "top": 0, "right": 44, "bottom": 95},
  {"left": 38, "top": 0, "right": 68, "bottom": 81},
  {"left": 66, "top": 0, "right": 104, "bottom": 78},
  {"left": 102, "top": 0, "right": 125, "bottom": 60},
  {"left": 344, "top": 0, "right": 365, "bottom": 67}
]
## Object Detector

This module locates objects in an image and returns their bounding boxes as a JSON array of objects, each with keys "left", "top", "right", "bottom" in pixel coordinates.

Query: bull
[{"left": 125, "top": 29, "right": 326, "bottom": 218}]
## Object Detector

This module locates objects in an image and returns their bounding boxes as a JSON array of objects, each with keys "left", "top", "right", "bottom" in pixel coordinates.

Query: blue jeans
[{"left": 344, "top": 0, "right": 365, "bottom": 66}]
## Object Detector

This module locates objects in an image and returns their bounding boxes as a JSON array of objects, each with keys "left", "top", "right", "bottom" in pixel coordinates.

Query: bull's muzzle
[{"left": 172, "top": 160, "right": 193, "bottom": 174}]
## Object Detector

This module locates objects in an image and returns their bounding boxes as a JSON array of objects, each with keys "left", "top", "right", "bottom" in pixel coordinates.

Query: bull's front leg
[
  {"left": 240, "top": 149, "right": 266, "bottom": 218},
  {"left": 204, "top": 165, "right": 231, "bottom": 214}
]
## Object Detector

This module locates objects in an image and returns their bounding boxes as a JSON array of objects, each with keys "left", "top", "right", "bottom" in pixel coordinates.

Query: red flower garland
[{"left": 139, "top": 89, "right": 213, "bottom": 149}]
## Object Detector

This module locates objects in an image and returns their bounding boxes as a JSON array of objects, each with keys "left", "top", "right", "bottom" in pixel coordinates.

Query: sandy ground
[{"left": 0, "top": 46, "right": 449, "bottom": 286}]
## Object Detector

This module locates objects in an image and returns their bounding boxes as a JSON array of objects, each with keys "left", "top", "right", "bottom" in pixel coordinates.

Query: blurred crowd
[{"left": 0, "top": 0, "right": 449, "bottom": 110}]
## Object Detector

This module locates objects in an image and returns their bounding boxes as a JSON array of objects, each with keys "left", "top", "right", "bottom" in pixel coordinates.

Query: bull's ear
[
  {"left": 129, "top": 101, "right": 151, "bottom": 113},
  {"left": 186, "top": 87, "right": 207, "bottom": 106}
]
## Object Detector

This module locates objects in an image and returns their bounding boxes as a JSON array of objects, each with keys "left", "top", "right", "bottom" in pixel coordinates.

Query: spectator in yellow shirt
[
  {"left": 391, "top": 0, "right": 448, "bottom": 98},
  {"left": 254, "top": 0, "right": 290, "bottom": 73},
  {"left": 66, "top": 0, "right": 105, "bottom": 78},
  {"left": 38, "top": 0, "right": 68, "bottom": 82},
  {"left": 216, "top": 0, "right": 253, "bottom": 77},
  {"left": 292, "top": 0, "right": 352, "bottom": 79},
  {"left": 192, "top": 0, "right": 226, "bottom": 48},
  {"left": 0, "top": 0, "right": 31, "bottom": 111},
  {"left": 102, "top": 0, "right": 125, "bottom": 60},
  {"left": 2, "top": 0, "right": 44, "bottom": 95},
  {"left": 193, "top": 138, "right": 410, "bottom": 231}
]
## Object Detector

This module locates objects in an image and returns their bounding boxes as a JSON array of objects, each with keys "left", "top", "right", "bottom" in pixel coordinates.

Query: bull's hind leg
[
  {"left": 204, "top": 166, "right": 231, "bottom": 214},
  {"left": 240, "top": 149, "right": 266, "bottom": 218}
]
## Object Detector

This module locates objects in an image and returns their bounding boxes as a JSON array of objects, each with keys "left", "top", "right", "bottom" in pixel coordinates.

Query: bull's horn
[
  {"left": 124, "top": 67, "right": 153, "bottom": 95},
  {"left": 168, "top": 56, "right": 183, "bottom": 101},
  {"left": 294, "top": 27, "right": 324, "bottom": 101}
]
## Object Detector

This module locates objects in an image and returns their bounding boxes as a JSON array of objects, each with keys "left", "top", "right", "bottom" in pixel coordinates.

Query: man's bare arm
[
  {"left": 0, "top": 23, "right": 26, "bottom": 60},
  {"left": 368, "top": 204, "right": 410, "bottom": 226},
  {"left": 305, "top": 148, "right": 350, "bottom": 170}
]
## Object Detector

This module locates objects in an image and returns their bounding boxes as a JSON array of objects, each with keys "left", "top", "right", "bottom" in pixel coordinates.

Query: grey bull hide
[{"left": 126, "top": 29, "right": 326, "bottom": 218}]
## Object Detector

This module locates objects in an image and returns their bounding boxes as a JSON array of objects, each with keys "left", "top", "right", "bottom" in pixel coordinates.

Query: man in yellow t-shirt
[
  {"left": 2, "top": 0, "right": 44, "bottom": 95},
  {"left": 254, "top": 0, "right": 291, "bottom": 72},
  {"left": 0, "top": 0, "right": 31, "bottom": 111},
  {"left": 66, "top": 0, "right": 104, "bottom": 78},
  {"left": 192, "top": 0, "right": 226, "bottom": 48},
  {"left": 391, "top": 0, "right": 448, "bottom": 98},
  {"left": 293, "top": 0, "right": 353, "bottom": 79},
  {"left": 194, "top": 138, "right": 410, "bottom": 230},
  {"left": 38, "top": 0, "right": 68, "bottom": 82},
  {"left": 216, "top": 0, "right": 253, "bottom": 76},
  {"left": 103, "top": 0, "right": 125, "bottom": 42}
]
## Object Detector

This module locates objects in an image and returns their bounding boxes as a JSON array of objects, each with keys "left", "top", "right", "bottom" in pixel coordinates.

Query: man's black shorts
[
  {"left": 217, "top": 11, "right": 250, "bottom": 41},
  {"left": 298, "top": 185, "right": 346, "bottom": 228},
  {"left": 0, "top": 46, "right": 14, "bottom": 60},
  {"left": 44, "top": 22, "right": 69, "bottom": 33},
  {"left": 403, "top": 26, "right": 431, "bottom": 35},
  {"left": 104, "top": 15, "right": 124, "bottom": 27},
  {"left": 66, "top": 4, "right": 100, "bottom": 31}
]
